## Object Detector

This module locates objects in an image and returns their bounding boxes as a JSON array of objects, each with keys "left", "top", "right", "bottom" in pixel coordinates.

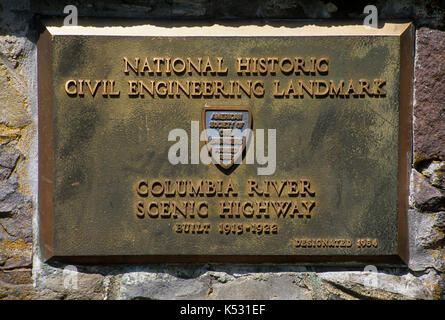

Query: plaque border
[
  {"left": 38, "top": 27, "right": 55, "bottom": 261},
  {"left": 37, "top": 20, "right": 414, "bottom": 264}
]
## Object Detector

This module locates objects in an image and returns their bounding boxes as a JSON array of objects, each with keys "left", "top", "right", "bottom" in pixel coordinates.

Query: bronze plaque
[{"left": 38, "top": 21, "right": 413, "bottom": 263}]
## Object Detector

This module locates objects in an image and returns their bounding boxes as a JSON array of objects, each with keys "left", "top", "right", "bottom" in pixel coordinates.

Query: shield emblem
[{"left": 202, "top": 104, "right": 252, "bottom": 170}]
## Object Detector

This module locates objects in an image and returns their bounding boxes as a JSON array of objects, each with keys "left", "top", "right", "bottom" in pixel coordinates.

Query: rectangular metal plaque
[{"left": 38, "top": 21, "right": 413, "bottom": 263}]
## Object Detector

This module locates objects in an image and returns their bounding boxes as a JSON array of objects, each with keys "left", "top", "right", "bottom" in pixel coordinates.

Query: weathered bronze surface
[{"left": 38, "top": 20, "right": 413, "bottom": 263}]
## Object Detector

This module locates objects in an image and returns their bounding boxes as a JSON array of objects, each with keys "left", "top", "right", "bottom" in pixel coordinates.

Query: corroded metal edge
[
  {"left": 42, "top": 18, "right": 412, "bottom": 37},
  {"left": 397, "top": 23, "right": 414, "bottom": 264},
  {"left": 37, "top": 27, "right": 55, "bottom": 261},
  {"left": 48, "top": 254, "right": 406, "bottom": 265}
]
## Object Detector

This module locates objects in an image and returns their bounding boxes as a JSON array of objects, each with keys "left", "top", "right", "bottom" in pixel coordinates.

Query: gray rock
[
  {"left": 0, "top": 168, "right": 13, "bottom": 181},
  {"left": 0, "top": 239, "right": 32, "bottom": 269},
  {"left": 35, "top": 264, "right": 106, "bottom": 300},
  {"left": 411, "top": 170, "right": 445, "bottom": 212},
  {"left": 0, "top": 179, "right": 17, "bottom": 202},
  {"left": 208, "top": 273, "right": 312, "bottom": 300},
  {"left": 0, "top": 174, "right": 32, "bottom": 241},
  {"left": 0, "top": 148, "right": 20, "bottom": 170},
  {"left": 0, "top": 208, "right": 32, "bottom": 241},
  {"left": 111, "top": 271, "right": 211, "bottom": 300},
  {"left": 408, "top": 209, "right": 445, "bottom": 273},
  {"left": 422, "top": 161, "right": 445, "bottom": 190},
  {"left": 319, "top": 269, "right": 440, "bottom": 300}
]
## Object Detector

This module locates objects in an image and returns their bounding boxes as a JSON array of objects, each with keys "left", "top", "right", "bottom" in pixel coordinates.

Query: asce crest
[{"left": 202, "top": 104, "right": 252, "bottom": 171}]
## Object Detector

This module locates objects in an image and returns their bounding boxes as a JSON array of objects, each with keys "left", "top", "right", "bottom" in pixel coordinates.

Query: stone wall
[{"left": 0, "top": 0, "right": 443, "bottom": 300}]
